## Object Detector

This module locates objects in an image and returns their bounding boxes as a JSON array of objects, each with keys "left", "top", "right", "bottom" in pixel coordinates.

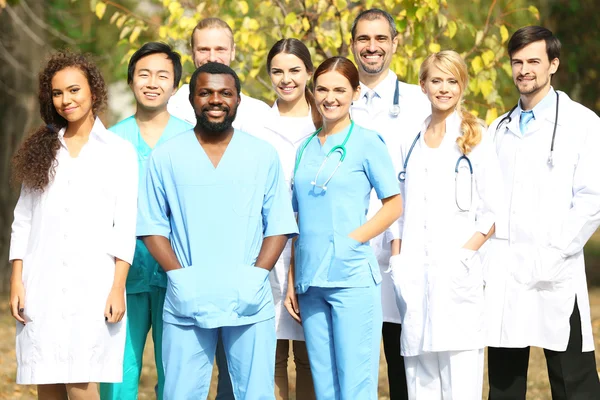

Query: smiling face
[
  {"left": 314, "top": 70, "right": 360, "bottom": 125},
  {"left": 269, "top": 52, "right": 311, "bottom": 105},
  {"left": 130, "top": 52, "right": 177, "bottom": 112},
  {"left": 511, "top": 39, "right": 559, "bottom": 98},
  {"left": 191, "top": 72, "right": 240, "bottom": 134},
  {"left": 420, "top": 64, "right": 462, "bottom": 113},
  {"left": 351, "top": 17, "right": 398, "bottom": 77},
  {"left": 192, "top": 27, "right": 236, "bottom": 68},
  {"left": 51, "top": 67, "right": 94, "bottom": 124}
]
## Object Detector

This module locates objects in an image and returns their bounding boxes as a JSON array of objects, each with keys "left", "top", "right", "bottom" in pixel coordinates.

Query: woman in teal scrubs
[{"left": 288, "top": 57, "right": 403, "bottom": 399}]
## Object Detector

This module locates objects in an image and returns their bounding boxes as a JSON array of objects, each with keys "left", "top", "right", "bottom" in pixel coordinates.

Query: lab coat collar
[
  {"left": 57, "top": 117, "right": 109, "bottom": 148},
  {"left": 359, "top": 69, "right": 398, "bottom": 104},
  {"left": 264, "top": 101, "right": 315, "bottom": 145}
]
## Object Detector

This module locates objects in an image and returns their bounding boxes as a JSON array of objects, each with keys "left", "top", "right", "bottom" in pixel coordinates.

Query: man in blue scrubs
[
  {"left": 138, "top": 62, "right": 298, "bottom": 399},
  {"left": 100, "top": 42, "right": 191, "bottom": 400}
]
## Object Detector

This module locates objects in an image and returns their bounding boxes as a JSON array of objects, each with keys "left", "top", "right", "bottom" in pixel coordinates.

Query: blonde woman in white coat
[
  {"left": 387, "top": 50, "right": 504, "bottom": 400},
  {"left": 261, "top": 38, "right": 319, "bottom": 400}
]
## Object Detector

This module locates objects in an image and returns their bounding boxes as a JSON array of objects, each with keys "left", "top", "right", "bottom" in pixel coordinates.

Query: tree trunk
[{"left": 0, "top": 1, "right": 47, "bottom": 293}]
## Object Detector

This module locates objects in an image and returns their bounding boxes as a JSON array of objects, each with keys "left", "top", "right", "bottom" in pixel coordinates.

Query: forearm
[
  {"left": 111, "top": 258, "right": 130, "bottom": 289},
  {"left": 391, "top": 239, "right": 401, "bottom": 256},
  {"left": 256, "top": 235, "right": 288, "bottom": 271},
  {"left": 10, "top": 260, "right": 23, "bottom": 284},
  {"left": 463, "top": 224, "right": 495, "bottom": 251},
  {"left": 142, "top": 235, "right": 182, "bottom": 272},
  {"left": 350, "top": 194, "right": 403, "bottom": 243}
]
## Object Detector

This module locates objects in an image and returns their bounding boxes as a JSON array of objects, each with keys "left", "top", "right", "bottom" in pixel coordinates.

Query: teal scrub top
[
  {"left": 292, "top": 123, "right": 400, "bottom": 294},
  {"left": 110, "top": 115, "right": 192, "bottom": 293},
  {"left": 137, "top": 130, "right": 298, "bottom": 328}
]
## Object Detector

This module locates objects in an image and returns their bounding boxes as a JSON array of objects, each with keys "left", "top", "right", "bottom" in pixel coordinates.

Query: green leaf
[
  {"left": 415, "top": 7, "right": 427, "bottom": 22},
  {"left": 95, "top": 1, "right": 106, "bottom": 20},
  {"left": 528, "top": 5, "right": 540, "bottom": 20},
  {"left": 284, "top": 12, "right": 297, "bottom": 26}
]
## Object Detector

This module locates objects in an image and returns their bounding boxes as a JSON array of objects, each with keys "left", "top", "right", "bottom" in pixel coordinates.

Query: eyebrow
[{"left": 138, "top": 68, "right": 171, "bottom": 74}]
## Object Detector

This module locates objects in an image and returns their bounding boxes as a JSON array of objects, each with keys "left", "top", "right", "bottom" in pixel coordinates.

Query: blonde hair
[
  {"left": 191, "top": 17, "right": 234, "bottom": 48},
  {"left": 419, "top": 50, "right": 481, "bottom": 155}
]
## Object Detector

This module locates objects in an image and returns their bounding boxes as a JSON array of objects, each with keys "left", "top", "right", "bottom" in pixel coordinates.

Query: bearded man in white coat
[
  {"left": 166, "top": 17, "right": 270, "bottom": 400},
  {"left": 349, "top": 9, "right": 430, "bottom": 400},
  {"left": 485, "top": 25, "right": 600, "bottom": 400}
]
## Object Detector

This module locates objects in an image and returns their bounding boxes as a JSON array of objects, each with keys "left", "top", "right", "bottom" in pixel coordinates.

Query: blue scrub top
[
  {"left": 292, "top": 123, "right": 400, "bottom": 294},
  {"left": 137, "top": 130, "right": 298, "bottom": 328},
  {"left": 110, "top": 115, "right": 191, "bottom": 293}
]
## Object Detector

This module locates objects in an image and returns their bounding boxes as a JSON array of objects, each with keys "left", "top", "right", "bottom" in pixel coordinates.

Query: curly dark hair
[{"left": 12, "top": 50, "right": 108, "bottom": 192}]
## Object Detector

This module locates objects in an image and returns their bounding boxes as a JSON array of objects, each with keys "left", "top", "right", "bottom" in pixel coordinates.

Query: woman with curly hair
[{"left": 8, "top": 51, "right": 138, "bottom": 399}]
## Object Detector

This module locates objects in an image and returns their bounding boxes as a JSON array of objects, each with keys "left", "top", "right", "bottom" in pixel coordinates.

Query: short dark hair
[
  {"left": 127, "top": 42, "right": 182, "bottom": 88},
  {"left": 188, "top": 62, "right": 241, "bottom": 100},
  {"left": 351, "top": 8, "right": 398, "bottom": 40},
  {"left": 508, "top": 26, "right": 561, "bottom": 61}
]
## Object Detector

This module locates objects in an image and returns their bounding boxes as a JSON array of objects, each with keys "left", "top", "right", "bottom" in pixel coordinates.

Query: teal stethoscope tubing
[
  {"left": 397, "top": 131, "right": 474, "bottom": 212},
  {"left": 292, "top": 121, "right": 355, "bottom": 190}
]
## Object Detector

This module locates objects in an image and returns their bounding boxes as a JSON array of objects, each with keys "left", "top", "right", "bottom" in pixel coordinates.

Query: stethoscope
[
  {"left": 292, "top": 121, "right": 355, "bottom": 191},
  {"left": 494, "top": 91, "right": 560, "bottom": 166},
  {"left": 397, "top": 132, "right": 474, "bottom": 212}
]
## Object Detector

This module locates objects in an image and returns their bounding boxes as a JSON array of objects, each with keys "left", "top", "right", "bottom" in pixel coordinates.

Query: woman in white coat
[
  {"left": 9, "top": 51, "right": 137, "bottom": 400},
  {"left": 261, "top": 38, "right": 319, "bottom": 400},
  {"left": 388, "top": 50, "right": 503, "bottom": 399}
]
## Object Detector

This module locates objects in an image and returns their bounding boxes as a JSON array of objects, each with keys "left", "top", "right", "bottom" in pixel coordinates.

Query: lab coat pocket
[
  {"left": 389, "top": 254, "right": 422, "bottom": 323},
  {"left": 448, "top": 249, "right": 483, "bottom": 305},
  {"left": 236, "top": 266, "right": 272, "bottom": 317}
]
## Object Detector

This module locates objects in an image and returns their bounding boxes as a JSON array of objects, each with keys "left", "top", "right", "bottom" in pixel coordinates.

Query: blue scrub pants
[
  {"left": 162, "top": 318, "right": 276, "bottom": 400},
  {"left": 298, "top": 284, "right": 382, "bottom": 400},
  {"left": 100, "top": 287, "right": 166, "bottom": 400}
]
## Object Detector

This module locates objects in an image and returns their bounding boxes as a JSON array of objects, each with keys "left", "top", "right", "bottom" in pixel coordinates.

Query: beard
[
  {"left": 516, "top": 74, "right": 550, "bottom": 96},
  {"left": 195, "top": 106, "right": 238, "bottom": 134},
  {"left": 357, "top": 52, "right": 386, "bottom": 75}
]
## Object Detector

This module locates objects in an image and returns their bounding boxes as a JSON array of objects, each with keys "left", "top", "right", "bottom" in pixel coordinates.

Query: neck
[
  {"left": 64, "top": 112, "right": 95, "bottom": 139},
  {"left": 428, "top": 108, "right": 454, "bottom": 136},
  {"left": 359, "top": 69, "right": 389, "bottom": 89},
  {"left": 135, "top": 107, "right": 171, "bottom": 126},
  {"left": 277, "top": 95, "right": 310, "bottom": 117},
  {"left": 321, "top": 115, "right": 351, "bottom": 136},
  {"left": 520, "top": 84, "right": 552, "bottom": 111},
  {"left": 194, "top": 126, "right": 235, "bottom": 145}
]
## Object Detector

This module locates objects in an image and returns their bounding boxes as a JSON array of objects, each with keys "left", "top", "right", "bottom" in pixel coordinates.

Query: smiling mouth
[
  {"left": 144, "top": 92, "right": 160, "bottom": 98},
  {"left": 436, "top": 96, "right": 452, "bottom": 101},
  {"left": 279, "top": 86, "right": 297, "bottom": 93},
  {"left": 362, "top": 53, "right": 383, "bottom": 61},
  {"left": 204, "top": 108, "right": 228, "bottom": 117},
  {"left": 63, "top": 106, "right": 78, "bottom": 113},
  {"left": 322, "top": 104, "right": 339, "bottom": 111}
]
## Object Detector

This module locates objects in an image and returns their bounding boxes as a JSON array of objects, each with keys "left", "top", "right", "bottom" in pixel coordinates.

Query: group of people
[{"left": 7, "top": 6, "right": 600, "bottom": 400}]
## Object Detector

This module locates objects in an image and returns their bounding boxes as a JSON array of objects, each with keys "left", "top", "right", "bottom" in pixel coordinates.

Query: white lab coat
[
  {"left": 485, "top": 89, "right": 600, "bottom": 352},
  {"left": 351, "top": 70, "right": 430, "bottom": 323},
  {"left": 9, "top": 118, "right": 138, "bottom": 384},
  {"left": 258, "top": 103, "right": 315, "bottom": 340},
  {"left": 167, "top": 83, "right": 270, "bottom": 136},
  {"left": 388, "top": 112, "right": 504, "bottom": 356}
]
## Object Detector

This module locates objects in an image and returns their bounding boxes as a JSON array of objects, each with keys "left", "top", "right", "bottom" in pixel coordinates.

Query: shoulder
[
  {"left": 240, "top": 93, "right": 271, "bottom": 112},
  {"left": 353, "top": 124, "right": 387, "bottom": 146},
  {"left": 151, "top": 129, "right": 194, "bottom": 159},
  {"left": 236, "top": 129, "right": 277, "bottom": 154},
  {"left": 108, "top": 116, "right": 137, "bottom": 140},
  {"left": 169, "top": 115, "right": 194, "bottom": 131},
  {"left": 559, "top": 91, "right": 599, "bottom": 122}
]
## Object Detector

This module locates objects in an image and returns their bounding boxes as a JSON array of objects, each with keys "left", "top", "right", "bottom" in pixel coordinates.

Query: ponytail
[
  {"left": 455, "top": 105, "right": 482, "bottom": 155},
  {"left": 12, "top": 124, "right": 62, "bottom": 192}
]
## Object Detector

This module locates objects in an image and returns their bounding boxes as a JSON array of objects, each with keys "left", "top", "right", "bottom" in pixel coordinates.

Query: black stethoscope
[
  {"left": 494, "top": 91, "right": 560, "bottom": 166},
  {"left": 389, "top": 78, "right": 400, "bottom": 117}
]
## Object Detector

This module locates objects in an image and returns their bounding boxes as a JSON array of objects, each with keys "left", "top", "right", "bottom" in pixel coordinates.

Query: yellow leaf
[
  {"left": 486, "top": 107, "right": 498, "bottom": 126},
  {"left": 116, "top": 15, "right": 127, "bottom": 29},
  {"left": 415, "top": 7, "right": 427, "bottom": 22},
  {"left": 129, "top": 26, "right": 142, "bottom": 43},
  {"left": 428, "top": 42, "right": 441, "bottom": 53},
  {"left": 95, "top": 1, "right": 106, "bottom": 20},
  {"left": 482, "top": 49, "right": 495, "bottom": 67},
  {"left": 110, "top": 11, "right": 120, "bottom": 24},
  {"left": 500, "top": 25, "right": 509, "bottom": 44},
  {"left": 158, "top": 26, "right": 168, "bottom": 40},
  {"left": 528, "top": 5, "right": 540, "bottom": 20},
  {"left": 447, "top": 20, "right": 457, "bottom": 39},
  {"left": 480, "top": 79, "right": 493, "bottom": 98},
  {"left": 335, "top": 0, "right": 346, "bottom": 10},
  {"left": 238, "top": 1, "right": 249, "bottom": 15},
  {"left": 471, "top": 56, "right": 483, "bottom": 74},
  {"left": 501, "top": 62, "right": 512, "bottom": 78},
  {"left": 119, "top": 26, "right": 132, "bottom": 40},
  {"left": 475, "top": 30, "right": 484, "bottom": 46},
  {"left": 302, "top": 17, "right": 310, "bottom": 32},
  {"left": 284, "top": 12, "right": 297, "bottom": 26}
]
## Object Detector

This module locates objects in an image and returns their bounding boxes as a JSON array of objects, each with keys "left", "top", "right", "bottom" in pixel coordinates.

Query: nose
[
  {"left": 521, "top": 62, "right": 531, "bottom": 75},
  {"left": 325, "top": 91, "right": 336, "bottom": 103},
  {"left": 282, "top": 71, "right": 290, "bottom": 83},
  {"left": 440, "top": 81, "right": 449, "bottom": 92},
  {"left": 368, "top": 38, "right": 377, "bottom": 52},
  {"left": 208, "top": 92, "right": 222, "bottom": 104},
  {"left": 147, "top": 74, "right": 158, "bottom": 88},
  {"left": 62, "top": 93, "right": 72, "bottom": 105},
  {"left": 209, "top": 49, "right": 217, "bottom": 62}
]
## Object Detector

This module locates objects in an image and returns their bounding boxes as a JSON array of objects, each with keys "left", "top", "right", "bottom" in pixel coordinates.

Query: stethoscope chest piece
[{"left": 389, "top": 104, "right": 400, "bottom": 117}]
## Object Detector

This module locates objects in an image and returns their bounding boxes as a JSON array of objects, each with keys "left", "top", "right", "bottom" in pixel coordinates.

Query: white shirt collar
[
  {"left": 359, "top": 70, "right": 398, "bottom": 103},
  {"left": 57, "top": 117, "right": 109, "bottom": 148}
]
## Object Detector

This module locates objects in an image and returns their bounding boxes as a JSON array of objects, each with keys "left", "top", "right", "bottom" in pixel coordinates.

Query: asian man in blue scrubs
[{"left": 137, "top": 62, "right": 298, "bottom": 400}]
